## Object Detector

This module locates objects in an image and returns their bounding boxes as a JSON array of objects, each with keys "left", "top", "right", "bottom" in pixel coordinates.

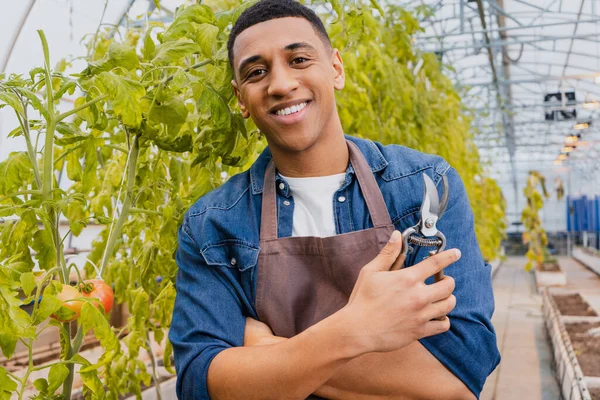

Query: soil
[
  {"left": 540, "top": 262, "right": 561, "bottom": 272},
  {"left": 564, "top": 322, "right": 600, "bottom": 377},
  {"left": 590, "top": 387, "right": 600, "bottom": 400},
  {"left": 552, "top": 293, "right": 598, "bottom": 317}
]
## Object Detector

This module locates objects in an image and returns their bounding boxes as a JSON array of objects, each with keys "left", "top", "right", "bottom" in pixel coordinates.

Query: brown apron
[{"left": 256, "top": 140, "right": 396, "bottom": 338}]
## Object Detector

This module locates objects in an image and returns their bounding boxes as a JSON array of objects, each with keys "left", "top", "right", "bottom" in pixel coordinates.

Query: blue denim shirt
[{"left": 169, "top": 135, "right": 500, "bottom": 399}]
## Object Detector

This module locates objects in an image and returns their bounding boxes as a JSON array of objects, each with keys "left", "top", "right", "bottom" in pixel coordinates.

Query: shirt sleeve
[
  {"left": 412, "top": 167, "right": 501, "bottom": 397},
  {"left": 168, "top": 218, "right": 246, "bottom": 400}
]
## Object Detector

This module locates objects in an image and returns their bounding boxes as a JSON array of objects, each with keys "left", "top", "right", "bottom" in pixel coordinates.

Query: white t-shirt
[{"left": 279, "top": 172, "right": 347, "bottom": 237}]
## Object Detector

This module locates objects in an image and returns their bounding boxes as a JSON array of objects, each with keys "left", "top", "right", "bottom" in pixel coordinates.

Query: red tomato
[
  {"left": 52, "top": 284, "right": 83, "bottom": 322},
  {"left": 80, "top": 279, "right": 114, "bottom": 314}
]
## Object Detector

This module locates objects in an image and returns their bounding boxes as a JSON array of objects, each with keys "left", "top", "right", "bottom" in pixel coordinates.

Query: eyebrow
[{"left": 237, "top": 42, "right": 318, "bottom": 76}]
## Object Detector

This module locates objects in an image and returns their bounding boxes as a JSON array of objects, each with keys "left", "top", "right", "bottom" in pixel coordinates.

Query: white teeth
[{"left": 276, "top": 102, "right": 308, "bottom": 116}]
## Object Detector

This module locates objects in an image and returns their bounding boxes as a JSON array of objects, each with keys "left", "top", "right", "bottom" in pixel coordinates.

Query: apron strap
[
  {"left": 346, "top": 140, "right": 393, "bottom": 228},
  {"left": 261, "top": 159, "right": 279, "bottom": 241},
  {"left": 260, "top": 139, "right": 393, "bottom": 241}
]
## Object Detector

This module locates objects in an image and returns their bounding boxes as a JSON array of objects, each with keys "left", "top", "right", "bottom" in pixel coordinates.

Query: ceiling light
[
  {"left": 554, "top": 160, "right": 562, "bottom": 165},
  {"left": 574, "top": 122, "right": 590, "bottom": 130},
  {"left": 561, "top": 146, "right": 575, "bottom": 153},
  {"left": 565, "top": 134, "right": 580, "bottom": 144},
  {"left": 558, "top": 154, "right": 568, "bottom": 160},
  {"left": 595, "top": 75, "right": 600, "bottom": 84},
  {"left": 584, "top": 101, "right": 600, "bottom": 109}
]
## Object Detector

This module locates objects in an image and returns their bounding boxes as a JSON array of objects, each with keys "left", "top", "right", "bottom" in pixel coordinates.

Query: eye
[
  {"left": 291, "top": 57, "right": 309, "bottom": 65},
  {"left": 247, "top": 69, "right": 266, "bottom": 79}
]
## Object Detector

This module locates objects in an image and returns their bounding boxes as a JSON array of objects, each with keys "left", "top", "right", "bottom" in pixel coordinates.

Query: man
[{"left": 168, "top": 1, "right": 500, "bottom": 399}]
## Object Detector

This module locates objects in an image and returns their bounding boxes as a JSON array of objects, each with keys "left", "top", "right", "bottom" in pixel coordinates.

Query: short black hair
[{"left": 227, "top": 0, "right": 332, "bottom": 72}]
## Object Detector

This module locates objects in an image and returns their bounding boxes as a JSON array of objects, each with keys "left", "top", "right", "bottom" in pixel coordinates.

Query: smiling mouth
[{"left": 273, "top": 101, "right": 311, "bottom": 116}]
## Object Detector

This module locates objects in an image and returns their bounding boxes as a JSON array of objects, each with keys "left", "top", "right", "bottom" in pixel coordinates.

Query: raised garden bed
[
  {"left": 535, "top": 261, "right": 567, "bottom": 286},
  {"left": 564, "top": 322, "right": 600, "bottom": 378},
  {"left": 573, "top": 247, "right": 600, "bottom": 278},
  {"left": 553, "top": 293, "right": 599, "bottom": 317},
  {"left": 542, "top": 289, "right": 600, "bottom": 400}
]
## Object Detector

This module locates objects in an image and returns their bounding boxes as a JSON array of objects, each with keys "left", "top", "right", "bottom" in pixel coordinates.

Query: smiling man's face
[{"left": 231, "top": 17, "right": 345, "bottom": 155}]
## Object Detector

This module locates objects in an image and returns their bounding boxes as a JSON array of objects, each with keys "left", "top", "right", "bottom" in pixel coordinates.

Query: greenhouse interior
[{"left": 1, "top": 0, "right": 600, "bottom": 399}]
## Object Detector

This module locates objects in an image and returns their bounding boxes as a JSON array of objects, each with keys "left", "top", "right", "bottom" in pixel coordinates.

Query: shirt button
[
  {"left": 283, "top": 200, "right": 291, "bottom": 206},
  {"left": 230, "top": 258, "right": 237, "bottom": 266},
  {"left": 338, "top": 196, "right": 346, "bottom": 203},
  {"left": 278, "top": 183, "right": 285, "bottom": 190}
]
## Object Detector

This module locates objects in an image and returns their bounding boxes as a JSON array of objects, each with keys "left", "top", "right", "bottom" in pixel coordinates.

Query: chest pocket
[{"left": 202, "top": 241, "right": 260, "bottom": 272}]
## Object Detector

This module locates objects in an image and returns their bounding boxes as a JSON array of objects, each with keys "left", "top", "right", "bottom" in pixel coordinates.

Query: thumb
[{"left": 368, "top": 230, "right": 404, "bottom": 272}]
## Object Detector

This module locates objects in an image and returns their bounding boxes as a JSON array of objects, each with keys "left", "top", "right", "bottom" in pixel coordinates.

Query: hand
[
  {"left": 341, "top": 230, "right": 459, "bottom": 354},
  {"left": 244, "top": 317, "right": 288, "bottom": 347}
]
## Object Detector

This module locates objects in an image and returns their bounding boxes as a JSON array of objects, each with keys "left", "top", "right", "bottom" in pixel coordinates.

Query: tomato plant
[{"left": 521, "top": 171, "right": 552, "bottom": 271}]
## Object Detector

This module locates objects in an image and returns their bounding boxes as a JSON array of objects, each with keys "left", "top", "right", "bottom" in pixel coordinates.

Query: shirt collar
[{"left": 250, "top": 134, "right": 389, "bottom": 195}]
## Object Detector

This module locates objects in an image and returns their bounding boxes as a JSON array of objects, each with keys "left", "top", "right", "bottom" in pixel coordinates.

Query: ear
[
  {"left": 331, "top": 49, "right": 345, "bottom": 90},
  {"left": 231, "top": 79, "right": 250, "bottom": 118}
]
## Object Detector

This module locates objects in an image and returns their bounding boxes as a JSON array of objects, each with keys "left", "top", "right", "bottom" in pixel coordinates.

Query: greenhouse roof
[{"left": 1, "top": 0, "right": 598, "bottom": 229}]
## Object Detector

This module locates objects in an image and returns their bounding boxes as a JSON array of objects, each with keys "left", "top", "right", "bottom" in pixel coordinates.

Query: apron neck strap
[{"left": 260, "top": 139, "right": 393, "bottom": 241}]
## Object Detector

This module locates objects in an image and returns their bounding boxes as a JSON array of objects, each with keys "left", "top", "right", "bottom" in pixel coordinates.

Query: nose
[{"left": 267, "top": 63, "right": 299, "bottom": 97}]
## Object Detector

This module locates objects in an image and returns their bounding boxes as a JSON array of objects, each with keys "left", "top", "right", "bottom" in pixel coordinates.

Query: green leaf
[
  {"left": 31, "top": 228, "right": 56, "bottom": 271},
  {"left": 369, "top": 0, "right": 385, "bottom": 16},
  {"left": 33, "top": 378, "right": 49, "bottom": 392},
  {"left": 329, "top": 0, "right": 343, "bottom": 21},
  {"left": 20, "top": 272, "right": 36, "bottom": 297},
  {"left": 195, "top": 24, "right": 219, "bottom": 57},
  {"left": 66, "top": 151, "right": 82, "bottom": 181},
  {"left": 33, "top": 288, "right": 62, "bottom": 324},
  {"left": 0, "top": 152, "right": 33, "bottom": 196},
  {"left": 80, "top": 302, "right": 121, "bottom": 370},
  {"left": 85, "top": 42, "right": 140, "bottom": 75},
  {"left": 96, "top": 72, "right": 145, "bottom": 127},
  {"left": 197, "top": 85, "right": 230, "bottom": 129},
  {"left": 0, "top": 334, "right": 17, "bottom": 360},
  {"left": 175, "top": 4, "right": 215, "bottom": 25},
  {"left": 13, "top": 87, "right": 50, "bottom": 120},
  {"left": 55, "top": 81, "right": 77, "bottom": 100},
  {"left": 0, "top": 91, "right": 24, "bottom": 116},
  {"left": 142, "top": 29, "right": 157, "bottom": 61},
  {"left": 148, "top": 96, "right": 188, "bottom": 128},
  {"left": 163, "top": 339, "right": 175, "bottom": 374},
  {"left": 152, "top": 39, "right": 202, "bottom": 66},
  {"left": 0, "top": 366, "right": 18, "bottom": 396},
  {"left": 47, "top": 363, "right": 69, "bottom": 393},
  {"left": 0, "top": 286, "right": 35, "bottom": 342}
]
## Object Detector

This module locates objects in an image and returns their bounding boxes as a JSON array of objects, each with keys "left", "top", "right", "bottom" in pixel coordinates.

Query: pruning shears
[{"left": 401, "top": 174, "right": 449, "bottom": 284}]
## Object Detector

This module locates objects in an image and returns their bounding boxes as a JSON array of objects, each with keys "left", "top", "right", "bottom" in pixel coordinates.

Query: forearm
[
  {"left": 315, "top": 342, "right": 475, "bottom": 400},
  {"left": 207, "top": 311, "right": 363, "bottom": 400}
]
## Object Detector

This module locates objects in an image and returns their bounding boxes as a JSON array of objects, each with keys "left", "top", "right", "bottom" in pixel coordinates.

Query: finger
[
  {"left": 411, "top": 249, "right": 461, "bottom": 281},
  {"left": 423, "top": 276, "right": 455, "bottom": 304},
  {"left": 389, "top": 253, "right": 406, "bottom": 271},
  {"left": 420, "top": 316, "right": 451, "bottom": 339},
  {"left": 422, "top": 295, "right": 456, "bottom": 322},
  {"left": 366, "top": 230, "right": 404, "bottom": 272}
]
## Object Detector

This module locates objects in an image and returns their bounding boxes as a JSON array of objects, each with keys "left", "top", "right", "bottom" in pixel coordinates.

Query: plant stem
[
  {"left": 99, "top": 135, "right": 140, "bottom": 276},
  {"left": 61, "top": 325, "right": 84, "bottom": 399},
  {"left": 14, "top": 102, "right": 42, "bottom": 189},
  {"left": 61, "top": 322, "right": 76, "bottom": 400},
  {"left": 146, "top": 332, "right": 163, "bottom": 400},
  {"left": 17, "top": 339, "right": 34, "bottom": 400},
  {"left": 55, "top": 94, "right": 108, "bottom": 122}
]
